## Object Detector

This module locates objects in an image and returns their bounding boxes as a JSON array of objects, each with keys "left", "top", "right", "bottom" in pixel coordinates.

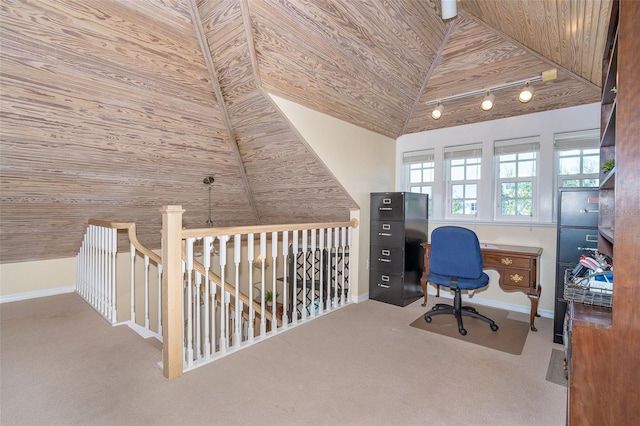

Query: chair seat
[{"left": 427, "top": 271, "right": 489, "bottom": 290}]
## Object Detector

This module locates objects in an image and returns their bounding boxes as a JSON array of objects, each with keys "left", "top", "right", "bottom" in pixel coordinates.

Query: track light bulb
[
  {"left": 518, "top": 81, "right": 534, "bottom": 103},
  {"left": 481, "top": 91, "right": 495, "bottom": 111},
  {"left": 431, "top": 102, "right": 444, "bottom": 120}
]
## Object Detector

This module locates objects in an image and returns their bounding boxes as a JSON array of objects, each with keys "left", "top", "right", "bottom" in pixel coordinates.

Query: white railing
[{"left": 75, "top": 208, "right": 358, "bottom": 378}]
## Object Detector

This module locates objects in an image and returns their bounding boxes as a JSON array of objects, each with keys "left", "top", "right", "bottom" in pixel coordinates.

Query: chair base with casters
[
  {"left": 423, "top": 226, "right": 499, "bottom": 336},
  {"left": 424, "top": 285, "right": 498, "bottom": 335}
]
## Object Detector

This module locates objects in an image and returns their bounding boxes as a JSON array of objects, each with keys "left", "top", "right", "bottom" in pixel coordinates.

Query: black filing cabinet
[
  {"left": 369, "top": 192, "right": 428, "bottom": 306},
  {"left": 554, "top": 188, "right": 599, "bottom": 343}
]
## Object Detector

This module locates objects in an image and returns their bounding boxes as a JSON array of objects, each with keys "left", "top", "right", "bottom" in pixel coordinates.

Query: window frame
[{"left": 444, "top": 144, "right": 482, "bottom": 220}]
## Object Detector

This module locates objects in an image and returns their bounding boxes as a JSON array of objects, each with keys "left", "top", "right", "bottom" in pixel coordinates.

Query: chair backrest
[{"left": 429, "top": 226, "right": 484, "bottom": 279}]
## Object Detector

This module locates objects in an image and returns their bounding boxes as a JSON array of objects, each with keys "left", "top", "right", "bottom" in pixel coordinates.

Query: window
[
  {"left": 494, "top": 138, "right": 540, "bottom": 219},
  {"left": 402, "top": 149, "right": 434, "bottom": 215},
  {"left": 555, "top": 130, "right": 600, "bottom": 188},
  {"left": 444, "top": 144, "right": 481, "bottom": 217}
]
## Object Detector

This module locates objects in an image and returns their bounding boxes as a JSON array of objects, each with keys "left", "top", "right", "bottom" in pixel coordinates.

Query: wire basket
[{"left": 563, "top": 268, "right": 613, "bottom": 308}]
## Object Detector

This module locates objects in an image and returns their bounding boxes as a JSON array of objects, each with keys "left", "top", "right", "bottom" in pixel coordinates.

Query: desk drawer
[
  {"left": 500, "top": 267, "right": 532, "bottom": 289},
  {"left": 484, "top": 253, "right": 531, "bottom": 269}
]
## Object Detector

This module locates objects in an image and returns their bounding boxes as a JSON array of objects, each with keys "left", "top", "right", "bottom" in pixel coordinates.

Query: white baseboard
[
  {"left": 361, "top": 288, "right": 553, "bottom": 319},
  {"left": 0, "top": 285, "right": 76, "bottom": 304}
]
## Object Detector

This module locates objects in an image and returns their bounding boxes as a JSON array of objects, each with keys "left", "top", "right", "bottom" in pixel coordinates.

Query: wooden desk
[{"left": 420, "top": 242, "right": 543, "bottom": 331}]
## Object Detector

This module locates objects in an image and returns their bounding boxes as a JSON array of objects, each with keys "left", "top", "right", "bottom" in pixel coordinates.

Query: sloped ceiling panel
[
  {"left": 404, "top": 12, "right": 601, "bottom": 133},
  {"left": 250, "top": 0, "right": 447, "bottom": 138},
  {"left": 197, "top": 0, "right": 356, "bottom": 224},
  {"left": 0, "top": 0, "right": 253, "bottom": 262}
]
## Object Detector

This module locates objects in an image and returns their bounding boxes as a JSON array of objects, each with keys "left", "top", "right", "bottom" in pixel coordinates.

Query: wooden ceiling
[{"left": 0, "top": 0, "right": 611, "bottom": 264}]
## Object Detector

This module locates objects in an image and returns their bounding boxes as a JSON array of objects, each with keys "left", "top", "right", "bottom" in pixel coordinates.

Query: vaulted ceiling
[{"left": 0, "top": 0, "right": 611, "bottom": 263}]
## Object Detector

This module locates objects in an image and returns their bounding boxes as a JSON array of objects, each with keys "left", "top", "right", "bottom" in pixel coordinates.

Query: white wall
[
  {"left": 271, "top": 94, "right": 396, "bottom": 299},
  {"left": 396, "top": 103, "right": 600, "bottom": 316}
]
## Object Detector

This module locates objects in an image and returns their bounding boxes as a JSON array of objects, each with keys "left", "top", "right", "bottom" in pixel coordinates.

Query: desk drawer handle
[
  {"left": 378, "top": 283, "right": 390, "bottom": 288},
  {"left": 501, "top": 257, "right": 513, "bottom": 265},
  {"left": 510, "top": 274, "right": 523, "bottom": 282}
]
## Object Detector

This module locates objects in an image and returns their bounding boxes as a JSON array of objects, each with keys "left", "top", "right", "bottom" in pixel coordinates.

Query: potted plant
[
  {"left": 265, "top": 290, "right": 279, "bottom": 307},
  {"left": 602, "top": 159, "right": 615, "bottom": 173}
]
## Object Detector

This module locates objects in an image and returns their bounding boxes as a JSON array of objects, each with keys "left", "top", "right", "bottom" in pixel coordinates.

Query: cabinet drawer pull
[
  {"left": 501, "top": 257, "right": 513, "bottom": 265},
  {"left": 383, "top": 198, "right": 392, "bottom": 204},
  {"left": 378, "top": 258, "right": 391, "bottom": 262},
  {"left": 381, "top": 275, "right": 390, "bottom": 282},
  {"left": 382, "top": 224, "right": 391, "bottom": 230},
  {"left": 378, "top": 283, "right": 390, "bottom": 288},
  {"left": 382, "top": 249, "right": 390, "bottom": 256},
  {"left": 510, "top": 274, "right": 523, "bottom": 282}
]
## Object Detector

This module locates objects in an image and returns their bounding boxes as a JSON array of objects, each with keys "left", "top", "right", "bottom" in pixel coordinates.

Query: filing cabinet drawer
[
  {"left": 370, "top": 246, "right": 404, "bottom": 273},
  {"left": 370, "top": 193, "right": 405, "bottom": 221},
  {"left": 370, "top": 221, "right": 404, "bottom": 247},
  {"left": 369, "top": 270, "right": 403, "bottom": 303}
]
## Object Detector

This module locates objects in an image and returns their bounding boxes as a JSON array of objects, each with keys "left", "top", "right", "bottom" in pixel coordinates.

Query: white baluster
[
  {"left": 233, "top": 234, "right": 242, "bottom": 347},
  {"left": 325, "top": 228, "right": 333, "bottom": 312},
  {"left": 259, "top": 232, "right": 267, "bottom": 336},
  {"left": 340, "top": 226, "right": 347, "bottom": 306},
  {"left": 333, "top": 227, "right": 340, "bottom": 309},
  {"left": 194, "top": 272, "right": 202, "bottom": 360},
  {"left": 130, "top": 242, "right": 135, "bottom": 322},
  {"left": 347, "top": 226, "right": 353, "bottom": 304},
  {"left": 144, "top": 255, "right": 150, "bottom": 329},
  {"left": 291, "top": 230, "right": 298, "bottom": 324},
  {"left": 318, "top": 228, "right": 325, "bottom": 314},
  {"left": 218, "top": 235, "right": 229, "bottom": 353},
  {"left": 301, "top": 229, "right": 308, "bottom": 320},
  {"left": 185, "top": 238, "right": 194, "bottom": 367},
  {"left": 157, "top": 263, "right": 163, "bottom": 336},
  {"left": 247, "top": 233, "right": 255, "bottom": 341},
  {"left": 109, "top": 228, "right": 117, "bottom": 323},
  {"left": 203, "top": 236, "right": 213, "bottom": 358},
  {"left": 210, "top": 238, "right": 218, "bottom": 355},
  {"left": 271, "top": 231, "right": 278, "bottom": 333},
  {"left": 281, "top": 231, "right": 289, "bottom": 327}
]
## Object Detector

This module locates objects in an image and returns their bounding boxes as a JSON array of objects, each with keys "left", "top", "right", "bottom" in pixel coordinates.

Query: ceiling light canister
[
  {"left": 518, "top": 81, "right": 534, "bottom": 103},
  {"left": 481, "top": 91, "right": 495, "bottom": 111},
  {"left": 431, "top": 102, "right": 444, "bottom": 120},
  {"left": 441, "top": 0, "right": 457, "bottom": 19}
]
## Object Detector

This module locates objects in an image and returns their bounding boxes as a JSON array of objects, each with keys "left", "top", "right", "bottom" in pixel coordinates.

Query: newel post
[{"left": 160, "top": 205, "right": 184, "bottom": 379}]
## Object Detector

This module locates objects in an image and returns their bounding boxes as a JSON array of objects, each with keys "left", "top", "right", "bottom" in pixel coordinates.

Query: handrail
[
  {"left": 88, "top": 219, "right": 275, "bottom": 324},
  {"left": 181, "top": 218, "right": 359, "bottom": 239}
]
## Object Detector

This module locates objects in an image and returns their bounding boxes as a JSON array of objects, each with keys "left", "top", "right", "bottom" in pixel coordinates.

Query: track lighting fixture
[
  {"left": 431, "top": 102, "right": 444, "bottom": 120},
  {"left": 424, "top": 69, "right": 557, "bottom": 117},
  {"left": 518, "top": 81, "right": 534, "bottom": 103},
  {"left": 481, "top": 91, "right": 495, "bottom": 111}
]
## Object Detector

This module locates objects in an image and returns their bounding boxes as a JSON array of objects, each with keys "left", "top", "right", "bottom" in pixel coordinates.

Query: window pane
[
  {"left": 464, "top": 200, "right": 477, "bottom": 215},
  {"left": 582, "top": 178, "right": 599, "bottom": 187},
  {"left": 451, "top": 165, "right": 465, "bottom": 181},
  {"left": 501, "top": 200, "right": 515, "bottom": 215},
  {"left": 518, "top": 160, "right": 536, "bottom": 177},
  {"left": 517, "top": 181, "right": 533, "bottom": 198},
  {"left": 583, "top": 155, "right": 599, "bottom": 173},
  {"left": 465, "top": 184, "right": 477, "bottom": 198},
  {"left": 559, "top": 157, "right": 580, "bottom": 175},
  {"left": 559, "top": 149, "right": 581, "bottom": 157},
  {"left": 501, "top": 182, "right": 515, "bottom": 198},
  {"left": 562, "top": 179, "right": 580, "bottom": 187},
  {"left": 466, "top": 164, "right": 481, "bottom": 179},
  {"left": 424, "top": 168, "right": 434, "bottom": 182},
  {"left": 517, "top": 199, "right": 532, "bottom": 215},
  {"left": 519, "top": 152, "right": 535, "bottom": 160},
  {"left": 451, "top": 200, "right": 464, "bottom": 215},
  {"left": 500, "top": 161, "right": 516, "bottom": 178},
  {"left": 410, "top": 169, "right": 422, "bottom": 183},
  {"left": 452, "top": 184, "right": 464, "bottom": 198}
]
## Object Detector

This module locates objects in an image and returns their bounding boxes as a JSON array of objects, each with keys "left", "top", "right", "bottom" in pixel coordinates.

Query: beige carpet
[
  {"left": 1, "top": 293, "right": 567, "bottom": 425},
  {"left": 409, "top": 304, "right": 530, "bottom": 355}
]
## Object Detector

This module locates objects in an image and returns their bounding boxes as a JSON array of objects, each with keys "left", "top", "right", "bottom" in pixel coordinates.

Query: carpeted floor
[{"left": 409, "top": 303, "right": 530, "bottom": 355}]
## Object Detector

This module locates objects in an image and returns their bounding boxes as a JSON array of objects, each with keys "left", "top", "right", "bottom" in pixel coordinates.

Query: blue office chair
[{"left": 424, "top": 226, "right": 498, "bottom": 335}]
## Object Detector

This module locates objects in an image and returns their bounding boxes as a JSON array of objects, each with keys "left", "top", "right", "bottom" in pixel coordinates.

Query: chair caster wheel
[
  {"left": 459, "top": 328, "right": 467, "bottom": 335},
  {"left": 490, "top": 324, "right": 499, "bottom": 331},
  {"left": 424, "top": 315, "right": 432, "bottom": 323}
]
